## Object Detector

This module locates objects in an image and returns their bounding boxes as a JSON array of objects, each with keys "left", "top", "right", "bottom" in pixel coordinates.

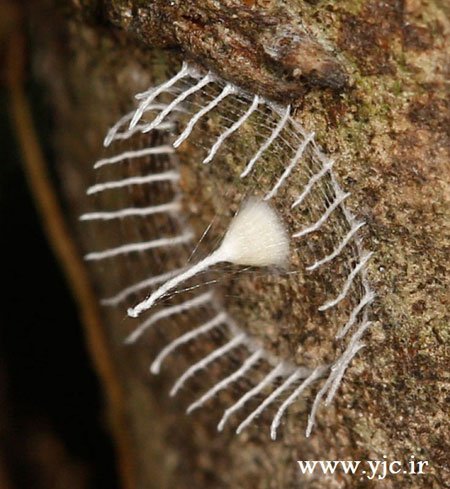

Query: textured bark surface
[{"left": 27, "top": 1, "right": 448, "bottom": 488}]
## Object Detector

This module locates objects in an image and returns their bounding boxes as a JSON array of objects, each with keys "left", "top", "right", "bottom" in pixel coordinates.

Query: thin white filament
[
  {"left": 187, "top": 218, "right": 216, "bottom": 264},
  {"left": 101, "top": 267, "right": 186, "bottom": 306},
  {"left": 217, "top": 363, "right": 285, "bottom": 432},
  {"left": 305, "top": 319, "right": 370, "bottom": 437},
  {"left": 325, "top": 343, "right": 366, "bottom": 406},
  {"left": 306, "top": 221, "right": 365, "bottom": 271},
  {"left": 143, "top": 73, "right": 214, "bottom": 134},
  {"left": 103, "top": 111, "right": 136, "bottom": 146},
  {"left": 326, "top": 343, "right": 365, "bottom": 403},
  {"left": 80, "top": 201, "right": 181, "bottom": 221},
  {"left": 170, "top": 333, "right": 246, "bottom": 397},
  {"left": 291, "top": 159, "right": 335, "bottom": 209},
  {"left": 112, "top": 121, "right": 174, "bottom": 142},
  {"left": 264, "top": 132, "right": 315, "bottom": 201},
  {"left": 94, "top": 146, "right": 174, "bottom": 169},
  {"left": 128, "top": 249, "right": 224, "bottom": 317},
  {"left": 135, "top": 66, "right": 197, "bottom": 100},
  {"left": 335, "top": 290, "right": 375, "bottom": 339},
  {"left": 236, "top": 368, "right": 302, "bottom": 434},
  {"left": 163, "top": 278, "right": 220, "bottom": 299},
  {"left": 103, "top": 104, "right": 178, "bottom": 146},
  {"left": 150, "top": 312, "right": 227, "bottom": 374},
  {"left": 325, "top": 320, "right": 372, "bottom": 404},
  {"left": 292, "top": 190, "right": 350, "bottom": 238},
  {"left": 240, "top": 105, "right": 291, "bottom": 178},
  {"left": 130, "top": 61, "right": 190, "bottom": 128},
  {"left": 305, "top": 376, "right": 331, "bottom": 438},
  {"left": 319, "top": 251, "right": 374, "bottom": 311},
  {"left": 125, "top": 291, "right": 213, "bottom": 344},
  {"left": 86, "top": 171, "right": 180, "bottom": 195},
  {"left": 173, "top": 84, "right": 236, "bottom": 148},
  {"left": 85, "top": 231, "right": 193, "bottom": 261},
  {"left": 270, "top": 366, "right": 324, "bottom": 440},
  {"left": 203, "top": 94, "right": 260, "bottom": 164},
  {"left": 186, "top": 349, "right": 263, "bottom": 414}
]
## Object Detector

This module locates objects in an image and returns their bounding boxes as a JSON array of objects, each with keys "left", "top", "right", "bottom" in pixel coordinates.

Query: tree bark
[{"left": 20, "top": 0, "right": 449, "bottom": 488}]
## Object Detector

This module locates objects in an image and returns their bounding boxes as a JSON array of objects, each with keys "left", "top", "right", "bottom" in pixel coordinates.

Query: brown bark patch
[{"left": 339, "top": 0, "right": 404, "bottom": 75}]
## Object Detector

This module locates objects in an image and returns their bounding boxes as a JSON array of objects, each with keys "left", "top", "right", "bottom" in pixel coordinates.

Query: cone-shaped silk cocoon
[
  {"left": 219, "top": 198, "right": 289, "bottom": 267},
  {"left": 128, "top": 198, "right": 289, "bottom": 317}
]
